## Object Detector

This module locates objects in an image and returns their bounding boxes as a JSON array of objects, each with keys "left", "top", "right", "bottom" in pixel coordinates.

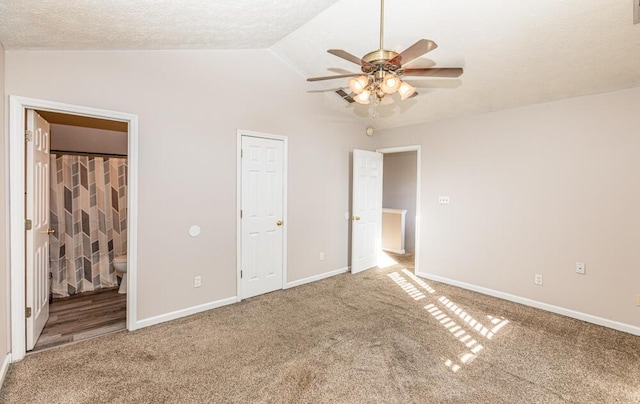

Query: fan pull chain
[
  {"left": 371, "top": 95, "right": 378, "bottom": 118},
  {"left": 379, "top": 0, "right": 385, "bottom": 50}
]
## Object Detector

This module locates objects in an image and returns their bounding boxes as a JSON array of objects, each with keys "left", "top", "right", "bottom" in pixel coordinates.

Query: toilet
[{"left": 113, "top": 255, "right": 127, "bottom": 294}]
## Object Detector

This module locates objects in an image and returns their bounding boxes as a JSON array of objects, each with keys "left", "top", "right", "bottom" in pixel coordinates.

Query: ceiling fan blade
[
  {"left": 327, "top": 49, "right": 373, "bottom": 69},
  {"left": 307, "top": 87, "right": 345, "bottom": 93},
  {"left": 328, "top": 67, "right": 357, "bottom": 74},
  {"left": 389, "top": 39, "right": 437, "bottom": 67},
  {"left": 307, "top": 73, "right": 362, "bottom": 82},
  {"left": 402, "top": 68, "right": 463, "bottom": 78}
]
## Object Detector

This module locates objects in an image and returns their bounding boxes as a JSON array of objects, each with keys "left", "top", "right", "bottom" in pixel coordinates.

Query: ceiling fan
[{"left": 307, "top": 0, "right": 463, "bottom": 107}]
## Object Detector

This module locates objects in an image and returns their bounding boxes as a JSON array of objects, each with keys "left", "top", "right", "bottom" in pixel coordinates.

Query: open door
[
  {"left": 25, "top": 110, "right": 51, "bottom": 350},
  {"left": 351, "top": 149, "right": 383, "bottom": 274}
]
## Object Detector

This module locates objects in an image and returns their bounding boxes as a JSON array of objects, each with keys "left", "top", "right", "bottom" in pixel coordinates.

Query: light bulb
[
  {"left": 398, "top": 81, "right": 417, "bottom": 100},
  {"left": 381, "top": 74, "right": 401, "bottom": 94},
  {"left": 354, "top": 89, "right": 371, "bottom": 105},
  {"left": 348, "top": 76, "right": 369, "bottom": 95}
]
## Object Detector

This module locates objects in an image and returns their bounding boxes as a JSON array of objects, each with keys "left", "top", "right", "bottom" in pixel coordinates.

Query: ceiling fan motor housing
[{"left": 362, "top": 49, "right": 400, "bottom": 72}]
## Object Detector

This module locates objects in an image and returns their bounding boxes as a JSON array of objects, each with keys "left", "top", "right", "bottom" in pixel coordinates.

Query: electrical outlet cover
[{"left": 534, "top": 274, "right": 543, "bottom": 285}]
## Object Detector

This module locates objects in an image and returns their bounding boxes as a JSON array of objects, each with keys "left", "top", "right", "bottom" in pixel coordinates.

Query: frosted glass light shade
[
  {"left": 381, "top": 74, "right": 401, "bottom": 94},
  {"left": 354, "top": 89, "right": 371, "bottom": 105},
  {"left": 348, "top": 75, "right": 369, "bottom": 95},
  {"left": 398, "top": 81, "right": 417, "bottom": 100}
]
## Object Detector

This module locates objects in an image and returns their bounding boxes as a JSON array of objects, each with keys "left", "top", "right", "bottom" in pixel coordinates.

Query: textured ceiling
[
  {"left": 0, "top": 0, "right": 340, "bottom": 49},
  {"left": 274, "top": 0, "right": 640, "bottom": 129},
  {"left": 1, "top": 0, "right": 640, "bottom": 130}
]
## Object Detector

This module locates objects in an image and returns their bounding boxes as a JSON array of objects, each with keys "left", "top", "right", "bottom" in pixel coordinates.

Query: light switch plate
[{"left": 576, "top": 262, "right": 585, "bottom": 275}]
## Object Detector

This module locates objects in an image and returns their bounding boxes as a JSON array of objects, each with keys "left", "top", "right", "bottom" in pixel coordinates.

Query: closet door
[{"left": 240, "top": 135, "right": 285, "bottom": 299}]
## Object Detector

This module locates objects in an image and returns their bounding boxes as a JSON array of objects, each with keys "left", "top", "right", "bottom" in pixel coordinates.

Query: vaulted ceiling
[{"left": 1, "top": 0, "right": 639, "bottom": 129}]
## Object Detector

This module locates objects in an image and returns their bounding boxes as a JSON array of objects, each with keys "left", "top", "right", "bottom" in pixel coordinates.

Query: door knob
[
  {"left": 352, "top": 216, "right": 361, "bottom": 221},
  {"left": 276, "top": 220, "right": 283, "bottom": 227},
  {"left": 47, "top": 229, "right": 55, "bottom": 235}
]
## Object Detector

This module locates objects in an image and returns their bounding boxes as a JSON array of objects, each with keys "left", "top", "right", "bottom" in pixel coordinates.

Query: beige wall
[
  {"left": 0, "top": 43, "right": 9, "bottom": 361},
  {"left": 373, "top": 86, "right": 640, "bottom": 328},
  {"left": 50, "top": 124, "right": 128, "bottom": 155},
  {"left": 5, "top": 49, "right": 367, "bottom": 321},
  {"left": 383, "top": 151, "right": 417, "bottom": 251}
]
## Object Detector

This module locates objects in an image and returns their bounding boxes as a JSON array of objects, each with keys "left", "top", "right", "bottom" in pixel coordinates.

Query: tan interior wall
[
  {"left": 5, "top": 49, "right": 369, "bottom": 322},
  {"left": 373, "top": 86, "right": 640, "bottom": 328},
  {"left": 50, "top": 124, "right": 128, "bottom": 155}
]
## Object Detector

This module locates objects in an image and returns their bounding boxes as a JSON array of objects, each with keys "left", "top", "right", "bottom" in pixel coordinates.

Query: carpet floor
[{"left": 1, "top": 254, "right": 639, "bottom": 403}]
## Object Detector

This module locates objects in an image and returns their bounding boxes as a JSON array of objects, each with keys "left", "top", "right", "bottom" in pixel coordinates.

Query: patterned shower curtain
[{"left": 49, "top": 154, "right": 128, "bottom": 297}]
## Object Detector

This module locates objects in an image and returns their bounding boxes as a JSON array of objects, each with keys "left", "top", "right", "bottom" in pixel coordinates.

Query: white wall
[
  {"left": 383, "top": 151, "right": 417, "bottom": 251},
  {"left": 4, "top": 49, "right": 367, "bottom": 322},
  {"left": 50, "top": 124, "right": 128, "bottom": 155},
  {"left": 373, "top": 86, "right": 640, "bottom": 330},
  {"left": 0, "top": 43, "right": 9, "bottom": 363}
]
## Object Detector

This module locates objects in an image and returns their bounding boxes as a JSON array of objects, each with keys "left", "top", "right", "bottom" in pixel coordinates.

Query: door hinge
[
  {"left": 25, "top": 130, "right": 33, "bottom": 142},
  {"left": 240, "top": 210, "right": 243, "bottom": 219},
  {"left": 241, "top": 270, "right": 243, "bottom": 279},
  {"left": 25, "top": 307, "right": 32, "bottom": 318},
  {"left": 241, "top": 149, "right": 243, "bottom": 158},
  {"left": 25, "top": 219, "right": 32, "bottom": 231}
]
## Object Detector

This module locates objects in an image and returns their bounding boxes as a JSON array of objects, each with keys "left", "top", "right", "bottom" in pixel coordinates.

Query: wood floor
[{"left": 32, "top": 288, "right": 127, "bottom": 352}]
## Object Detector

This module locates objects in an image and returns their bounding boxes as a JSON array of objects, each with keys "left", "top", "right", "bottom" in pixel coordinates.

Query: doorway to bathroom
[
  {"left": 29, "top": 109, "right": 129, "bottom": 352},
  {"left": 378, "top": 146, "right": 420, "bottom": 274},
  {"left": 9, "top": 96, "right": 139, "bottom": 362}
]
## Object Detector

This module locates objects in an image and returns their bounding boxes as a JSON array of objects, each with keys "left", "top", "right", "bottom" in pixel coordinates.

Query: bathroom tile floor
[{"left": 31, "top": 287, "right": 126, "bottom": 352}]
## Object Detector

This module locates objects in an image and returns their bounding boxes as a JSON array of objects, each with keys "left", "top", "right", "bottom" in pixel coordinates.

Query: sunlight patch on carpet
[
  {"left": 437, "top": 296, "right": 509, "bottom": 340},
  {"left": 386, "top": 268, "right": 510, "bottom": 374},
  {"left": 400, "top": 268, "right": 436, "bottom": 294},
  {"left": 377, "top": 251, "right": 398, "bottom": 268},
  {"left": 387, "top": 272, "right": 426, "bottom": 301}
]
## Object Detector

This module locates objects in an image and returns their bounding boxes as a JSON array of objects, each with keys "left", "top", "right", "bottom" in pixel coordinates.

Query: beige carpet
[{"left": 2, "top": 254, "right": 639, "bottom": 403}]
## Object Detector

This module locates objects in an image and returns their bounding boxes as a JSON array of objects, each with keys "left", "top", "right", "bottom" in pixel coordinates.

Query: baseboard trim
[
  {"left": 133, "top": 297, "right": 237, "bottom": 330},
  {"left": 1, "top": 353, "right": 11, "bottom": 390},
  {"left": 416, "top": 271, "right": 640, "bottom": 336},
  {"left": 285, "top": 267, "right": 350, "bottom": 289},
  {"left": 382, "top": 247, "right": 405, "bottom": 254}
]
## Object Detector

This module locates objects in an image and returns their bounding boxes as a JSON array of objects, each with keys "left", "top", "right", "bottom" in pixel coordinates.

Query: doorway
[
  {"left": 9, "top": 96, "right": 139, "bottom": 362},
  {"left": 28, "top": 109, "right": 129, "bottom": 352},
  {"left": 349, "top": 146, "right": 421, "bottom": 274},
  {"left": 380, "top": 149, "right": 418, "bottom": 272},
  {"left": 236, "top": 130, "right": 288, "bottom": 300}
]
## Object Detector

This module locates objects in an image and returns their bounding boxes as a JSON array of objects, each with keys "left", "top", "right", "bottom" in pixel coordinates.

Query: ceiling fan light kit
[
  {"left": 355, "top": 90, "right": 372, "bottom": 105},
  {"left": 348, "top": 75, "right": 369, "bottom": 94},
  {"left": 307, "top": 0, "right": 463, "bottom": 114},
  {"left": 398, "top": 81, "right": 417, "bottom": 100}
]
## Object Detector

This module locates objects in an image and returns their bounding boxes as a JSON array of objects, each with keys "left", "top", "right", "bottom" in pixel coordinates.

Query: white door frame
[
  {"left": 8, "top": 96, "right": 139, "bottom": 362},
  {"left": 376, "top": 145, "right": 421, "bottom": 273},
  {"left": 236, "top": 130, "right": 288, "bottom": 301}
]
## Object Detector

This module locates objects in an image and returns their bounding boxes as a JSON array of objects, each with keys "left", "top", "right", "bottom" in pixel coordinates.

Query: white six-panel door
[
  {"left": 351, "top": 149, "right": 383, "bottom": 274},
  {"left": 241, "top": 136, "right": 284, "bottom": 299},
  {"left": 26, "top": 110, "right": 51, "bottom": 350}
]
